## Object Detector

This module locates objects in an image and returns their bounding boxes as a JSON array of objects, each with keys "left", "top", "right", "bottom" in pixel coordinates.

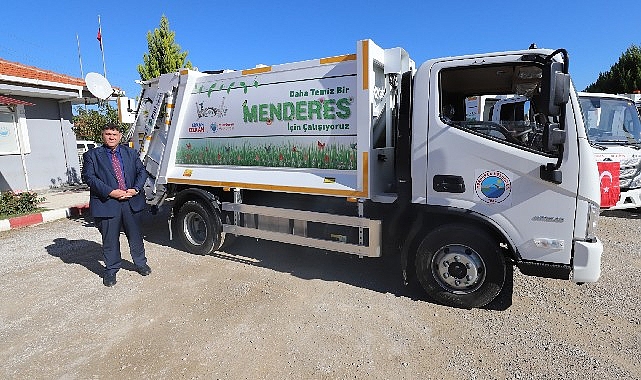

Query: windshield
[{"left": 579, "top": 96, "right": 641, "bottom": 144}]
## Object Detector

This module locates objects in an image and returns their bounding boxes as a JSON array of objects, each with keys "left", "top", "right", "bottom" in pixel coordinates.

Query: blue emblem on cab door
[{"left": 475, "top": 171, "right": 511, "bottom": 204}]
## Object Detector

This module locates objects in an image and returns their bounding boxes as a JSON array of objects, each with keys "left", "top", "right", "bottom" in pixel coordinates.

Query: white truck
[
  {"left": 485, "top": 91, "right": 641, "bottom": 210},
  {"left": 577, "top": 92, "right": 641, "bottom": 209},
  {"left": 620, "top": 92, "right": 641, "bottom": 114},
  {"left": 124, "top": 39, "right": 603, "bottom": 308}
]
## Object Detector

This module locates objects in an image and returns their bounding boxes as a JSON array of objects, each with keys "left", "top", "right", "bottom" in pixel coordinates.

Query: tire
[
  {"left": 174, "top": 200, "right": 225, "bottom": 255},
  {"left": 415, "top": 224, "right": 506, "bottom": 309}
]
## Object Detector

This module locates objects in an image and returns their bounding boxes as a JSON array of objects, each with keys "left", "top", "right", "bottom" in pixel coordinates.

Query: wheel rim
[
  {"left": 431, "top": 244, "right": 486, "bottom": 294},
  {"left": 183, "top": 211, "right": 208, "bottom": 246}
]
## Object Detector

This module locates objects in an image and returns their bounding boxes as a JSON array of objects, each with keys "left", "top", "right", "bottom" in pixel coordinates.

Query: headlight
[
  {"left": 629, "top": 175, "right": 641, "bottom": 188},
  {"left": 586, "top": 201, "right": 599, "bottom": 241},
  {"left": 620, "top": 168, "right": 637, "bottom": 177},
  {"left": 621, "top": 157, "right": 641, "bottom": 168}
]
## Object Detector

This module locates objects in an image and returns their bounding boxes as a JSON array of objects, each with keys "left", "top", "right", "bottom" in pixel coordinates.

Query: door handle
[{"left": 433, "top": 175, "right": 465, "bottom": 193}]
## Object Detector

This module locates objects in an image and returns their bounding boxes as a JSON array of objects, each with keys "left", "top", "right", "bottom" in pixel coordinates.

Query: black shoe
[
  {"left": 103, "top": 273, "right": 117, "bottom": 287},
  {"left": 136, "top": 264, "right": 152, "bottom": 276}
]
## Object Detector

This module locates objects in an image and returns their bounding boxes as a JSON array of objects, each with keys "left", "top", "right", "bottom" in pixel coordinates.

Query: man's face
[{"left": 102, "top": 128, "right": 122, "bottom": 149}]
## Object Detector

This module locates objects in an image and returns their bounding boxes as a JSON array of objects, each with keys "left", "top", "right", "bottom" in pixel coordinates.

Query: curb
[{"left": 0, "top": 204, "right": 90, "bottom": 232}]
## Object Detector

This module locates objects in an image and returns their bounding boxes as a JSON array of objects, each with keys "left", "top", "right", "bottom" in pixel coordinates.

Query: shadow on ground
[
  {"left": 138, "top": 202, "right": 512, "bottom": 310},
  {"left": 46, "top": 236, "right": 149, "bottom": 278},
  {"left": 46, "top": 237, "right": 105, "bottom": 277},
  {"left": 207, "top": 236, "right": 512, "bottom": 311},
  {"left": 600, "top": 209, "right": 641, "bottom": 219},
  {"left": 45, "top": 210, "right": 168, "bottom": 279}
]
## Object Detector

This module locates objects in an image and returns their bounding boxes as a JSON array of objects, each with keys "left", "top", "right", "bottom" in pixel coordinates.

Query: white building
[{"left": 0, "top": 58, "right": 100, "bottom": 191}]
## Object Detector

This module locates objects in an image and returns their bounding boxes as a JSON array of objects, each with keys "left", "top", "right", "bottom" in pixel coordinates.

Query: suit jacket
[{"left": 82, "top": 144, "right": 148, "bottom": 217}]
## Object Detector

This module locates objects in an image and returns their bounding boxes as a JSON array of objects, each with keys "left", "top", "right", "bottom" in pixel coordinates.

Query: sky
[{"left": 1, "top": 1, "right": 640, "bottom": 103}]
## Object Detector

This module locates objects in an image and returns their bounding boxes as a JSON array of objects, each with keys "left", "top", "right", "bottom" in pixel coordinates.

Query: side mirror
[
  {"left": 540, "top": 62, "right": 570, "bottom": 116},
  {"left": 544, "top": 123, "right": 566, "bottom": 152}
]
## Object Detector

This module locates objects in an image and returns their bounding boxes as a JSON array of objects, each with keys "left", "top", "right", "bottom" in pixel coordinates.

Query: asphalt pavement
[{"left": 0, "top": 186, "right": 90, "bottom": 232}]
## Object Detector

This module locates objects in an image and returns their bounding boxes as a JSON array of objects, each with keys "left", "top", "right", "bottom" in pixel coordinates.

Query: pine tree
[
  {"left": 585, "top": 45, "right": 641, "bottom": 93},
  {"left": 137, "top": 15, "right": 192, "bottom": 81}
]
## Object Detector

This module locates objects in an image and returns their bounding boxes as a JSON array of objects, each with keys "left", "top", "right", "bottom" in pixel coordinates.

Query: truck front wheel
[
  {"left": 174, "top": 200, "right": 225, "bottom": 255},
  {"left": 415, "top": 224, "right": 506, "bottom": 308}
]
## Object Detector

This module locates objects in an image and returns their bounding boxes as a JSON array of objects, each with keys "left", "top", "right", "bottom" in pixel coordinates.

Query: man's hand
[
  {"left": 109, "top": 189, "right": 131, "bottom": 200},
  {"left": 125, "top": 188, "right": 139, "bottom": 197}
]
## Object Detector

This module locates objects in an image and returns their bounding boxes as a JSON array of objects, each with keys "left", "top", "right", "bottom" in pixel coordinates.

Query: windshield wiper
[
  {"left": 628, "top": 142, "right": 641, "bottom": 150},
  {"left": 605, "top": 140, "right": 641, "bottom": 148},
  {"left": 589, "top": 141, "right": 608, "bottom": 150}
]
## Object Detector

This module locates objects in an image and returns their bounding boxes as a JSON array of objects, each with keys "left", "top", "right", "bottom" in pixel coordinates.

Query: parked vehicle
[
  {"left": 122, "top": 40, "right": 603, "bottom": 308},
  {"left": 488, "top": 92, "right": 641, "bottom": 210},
  {"left": 76, "top": 140, "right": 98, "bottom": 173},
  {"left": 620, "top": 92, "right": 641, "bottom": 114},
  {"left": 578, "top": 92, "right": 641, "bottom": 209}
]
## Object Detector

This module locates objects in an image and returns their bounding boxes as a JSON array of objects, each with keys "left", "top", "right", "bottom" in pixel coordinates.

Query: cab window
[{"left": 439, "top": 63, "right": 552, "bottom": 155}]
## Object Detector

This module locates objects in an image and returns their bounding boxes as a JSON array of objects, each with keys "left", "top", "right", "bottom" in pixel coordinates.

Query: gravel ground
[{"left": 0, "top": 206, "right": 639, "bottom": 379}]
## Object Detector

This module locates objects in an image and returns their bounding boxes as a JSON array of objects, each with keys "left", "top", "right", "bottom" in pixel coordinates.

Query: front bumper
[
  {"left": 608, "top": 188, "right": 641, "bottom": 210},
  {"left": 572, "top": 238, "right": 603, "bottom": 283}
]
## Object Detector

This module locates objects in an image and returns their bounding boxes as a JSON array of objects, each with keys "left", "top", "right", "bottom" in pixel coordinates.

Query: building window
[{"left": 0, "top": 105, "right": 31, "bottom": 155}]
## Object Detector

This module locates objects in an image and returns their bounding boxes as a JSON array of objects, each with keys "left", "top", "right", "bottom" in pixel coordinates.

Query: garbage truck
[
  {"left": 123, "top": 39, "right": 603, "bottom": 308},
  {"left": 578, "top": 92, "right": 641, "bottom": 209}
]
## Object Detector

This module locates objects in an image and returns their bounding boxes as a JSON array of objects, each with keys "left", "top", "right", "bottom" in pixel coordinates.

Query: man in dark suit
[{"left": 82, "top": 124, "right": 151, "bottom": 287}]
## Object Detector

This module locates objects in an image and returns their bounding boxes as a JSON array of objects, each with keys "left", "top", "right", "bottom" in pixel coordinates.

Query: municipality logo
[{"left": 475, "top": 171, "right": 511, "bottom": 204}]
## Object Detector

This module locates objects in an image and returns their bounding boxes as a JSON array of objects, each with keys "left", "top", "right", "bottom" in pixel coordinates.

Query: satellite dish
[{"left": 85, "top": 72, "right": 113, "bottom": 100}]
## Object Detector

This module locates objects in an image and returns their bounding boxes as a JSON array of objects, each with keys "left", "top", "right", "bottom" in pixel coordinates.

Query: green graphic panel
[{"left": 176, "top": 138, "right": 357, "bottom": 170}]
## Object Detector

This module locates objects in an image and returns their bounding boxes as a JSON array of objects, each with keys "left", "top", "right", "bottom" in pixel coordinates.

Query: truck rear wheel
[
  {"left": 415, "top": 224, "right": 505, "bottom": 308},
  {"left": 175, "top": 200, "right": 225, "bottom": 255}
]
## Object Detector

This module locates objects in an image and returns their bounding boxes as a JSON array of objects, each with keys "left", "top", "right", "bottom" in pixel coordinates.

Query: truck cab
[
  {"left": 578, "top": 92, "right": 641, "bottom": 209},
  {"left": 408, "top": 50, "right": 601, "bottom": 295}
]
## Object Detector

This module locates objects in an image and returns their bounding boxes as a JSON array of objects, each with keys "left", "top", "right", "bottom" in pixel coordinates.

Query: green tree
[
  {"left": 585, "top": 44, "right": 641, "bottom": 93},
  {"left": 137, "top": 15, "right": 192, "bottom": 81},
  {"left": 72, "top": 103, "right": 125, "bottom": 143}
]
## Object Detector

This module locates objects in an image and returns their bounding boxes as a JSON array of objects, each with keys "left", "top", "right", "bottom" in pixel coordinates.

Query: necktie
[{"left": 110, "top": 149, "right": 127, "bottom": 190}]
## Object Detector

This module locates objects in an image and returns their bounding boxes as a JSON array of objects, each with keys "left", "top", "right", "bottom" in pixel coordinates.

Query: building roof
[
  {"left": 0, "top": 94, "right": 35, "bottom": 106},
  {"left": 0, "top": 57, "right": 121, "bottom": 104},
  {"left": 0, "top": 58, "right": 85, "bottom": 87}
]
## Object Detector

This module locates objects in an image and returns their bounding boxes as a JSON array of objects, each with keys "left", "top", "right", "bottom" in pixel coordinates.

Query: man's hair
[{"left": 102, "top": 123, "right": 121, "bottom": 132}]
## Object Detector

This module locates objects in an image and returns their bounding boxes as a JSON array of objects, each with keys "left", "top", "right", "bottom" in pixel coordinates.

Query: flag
[
  {"left": 97, "top": 27, "right": 103, "bottom": 50},
  {"left": 597, "top": 161, "right": 620, "bottom": 208},
  {"left": 96, "top": 15, "right": 107, "bottom": 78}
]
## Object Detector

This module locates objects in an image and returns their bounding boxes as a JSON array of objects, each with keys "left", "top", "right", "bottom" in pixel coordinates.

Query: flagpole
[
  {"left": 76, "top": 33, "right": 84, "bottom": 79},
  {"left": 98, "top": 15, "right": 107, "bottom": 79},
  {"left": 76, "top": 33, "right": 87, "bottom": 110}
]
